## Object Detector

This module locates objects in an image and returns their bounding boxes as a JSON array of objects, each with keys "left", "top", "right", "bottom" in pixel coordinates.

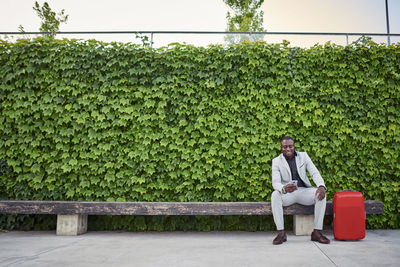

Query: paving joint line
[{"left": 312, "top": 241, "right": 338, "bottom": 267}]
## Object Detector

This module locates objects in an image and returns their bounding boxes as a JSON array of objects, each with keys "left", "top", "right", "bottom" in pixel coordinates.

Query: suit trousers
[{"left": 271, "top": 187, "right": 326, "bottom": 231}]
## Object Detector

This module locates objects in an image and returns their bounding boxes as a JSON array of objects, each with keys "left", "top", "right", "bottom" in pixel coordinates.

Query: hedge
[{"left": 0, "top": 38, "right": 399, "bottom": 231}]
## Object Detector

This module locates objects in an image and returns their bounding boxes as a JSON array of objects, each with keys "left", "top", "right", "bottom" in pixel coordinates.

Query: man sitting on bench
[{"left": 271, "top": 136, "right": 330, "bottom": 245}]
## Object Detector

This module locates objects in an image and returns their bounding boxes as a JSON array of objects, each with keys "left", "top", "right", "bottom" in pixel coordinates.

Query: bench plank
[
  {"left": 0, "top": 200, "right": 384, "bottom": 216},
  {"left": 1, "top": 201, "right": 269, "bottom": 215}
]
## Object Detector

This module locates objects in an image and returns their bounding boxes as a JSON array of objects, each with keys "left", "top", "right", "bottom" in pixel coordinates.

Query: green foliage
[
  {"left": 135, "top": 32, "right": 153, "bottom": 47},
  {"left": 0, "top": 38, "right": 399, "bottom": 231},
  {"left": 0, "top": 214, "right": 56, "bottom": 231},
  {"left": 223, "top": 0, "right": 265, "bottom": 44},
  {"left": 88, "top": 215, "right": 275, "bottom": 232}
]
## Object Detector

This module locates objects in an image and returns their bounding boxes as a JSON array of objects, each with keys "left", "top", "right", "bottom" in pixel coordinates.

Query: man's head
[{"left": 280, "top": 136, "right": 295, "bottom": 159}]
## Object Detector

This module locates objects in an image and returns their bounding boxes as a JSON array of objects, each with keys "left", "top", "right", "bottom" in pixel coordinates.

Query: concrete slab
[
  {"left": 316, "top": 230, "right": 400, "bottom": 267},
  {"left": 0, "top": 230, "right": 399, "bottom": 267}
]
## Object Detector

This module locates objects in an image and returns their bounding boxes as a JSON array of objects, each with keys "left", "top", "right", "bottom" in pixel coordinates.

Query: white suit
[{"left": 271, "top": 151, "right": 327, "bottom": 230}]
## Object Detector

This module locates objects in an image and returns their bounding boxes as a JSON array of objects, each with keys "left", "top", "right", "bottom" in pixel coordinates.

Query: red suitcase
[{"left": 333, "top": 191, "right": 365, "bottom": 240}]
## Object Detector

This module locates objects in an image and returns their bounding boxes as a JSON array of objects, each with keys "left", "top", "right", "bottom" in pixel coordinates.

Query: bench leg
[
  {"left": 56, "top": 215, "right": 88, "bottom": 236},
  {"left": 293, "top": 215, "right": 314, "bottom": 236}
]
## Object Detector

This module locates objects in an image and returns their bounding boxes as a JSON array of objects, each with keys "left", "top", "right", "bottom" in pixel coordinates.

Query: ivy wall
[{"left": 0, "top": 38, "right": 399, "bottom": 230}]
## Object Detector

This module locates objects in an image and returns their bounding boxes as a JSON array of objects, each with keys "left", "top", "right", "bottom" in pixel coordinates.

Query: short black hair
[{"left": 280, "top": 136, "right": 294, "bottom": 143}]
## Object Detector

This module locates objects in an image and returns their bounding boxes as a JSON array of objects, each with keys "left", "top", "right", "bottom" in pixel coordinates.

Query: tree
[
  {"left": 223, "top": 0, "right": 265, "bottom": 44},
  {"left": 20, "top": 1, "right": 69, "bottom": 38}
]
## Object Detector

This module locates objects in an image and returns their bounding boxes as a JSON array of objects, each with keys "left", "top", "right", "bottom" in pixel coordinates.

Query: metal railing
[{"left": 1, "top": 31, "right": 400, "bottom": 47}]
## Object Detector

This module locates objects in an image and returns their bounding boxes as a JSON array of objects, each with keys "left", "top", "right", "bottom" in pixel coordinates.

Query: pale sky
[{"left": 1, "top": 0, "right": 399, "bottom": 47}]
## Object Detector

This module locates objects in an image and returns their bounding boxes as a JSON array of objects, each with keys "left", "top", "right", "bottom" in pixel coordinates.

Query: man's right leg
[
  {"left": 271, "top": 190, "right": 296, "bottom": 245},
  {"left": 271, "top": 190, "right": 297, "bottom": 229},
  {"left": 271, "top": 190, "right": 284, "bottom": 230}
]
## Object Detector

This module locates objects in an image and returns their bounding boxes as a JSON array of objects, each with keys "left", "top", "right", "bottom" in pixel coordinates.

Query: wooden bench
[{"left": 0, "top": 200, "right": 384, "bottom": 236}]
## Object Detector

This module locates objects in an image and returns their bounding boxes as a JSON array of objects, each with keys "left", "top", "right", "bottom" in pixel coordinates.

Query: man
[{"left": 271, "top": 136, "right": 330, "bottom": 245}]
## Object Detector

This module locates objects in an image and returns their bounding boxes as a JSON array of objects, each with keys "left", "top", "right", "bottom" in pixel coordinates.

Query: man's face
[{"left": 281, "top": 139, "right": 295, "bottom": 159}]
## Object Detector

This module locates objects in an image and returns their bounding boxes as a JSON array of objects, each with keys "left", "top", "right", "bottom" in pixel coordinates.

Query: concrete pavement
[{"left": 1, "top": 230, "right": 399, "bottom": 267}]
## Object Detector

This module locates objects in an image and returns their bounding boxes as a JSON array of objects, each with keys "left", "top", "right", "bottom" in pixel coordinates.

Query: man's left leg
[{"left": 296, "top": 187, "right": 330, "bottom": 244}]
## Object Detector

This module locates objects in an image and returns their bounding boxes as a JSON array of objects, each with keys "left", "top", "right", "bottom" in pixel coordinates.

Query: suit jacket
[{"left": 272, "top": 151, "right": 326, "bottom": 193}]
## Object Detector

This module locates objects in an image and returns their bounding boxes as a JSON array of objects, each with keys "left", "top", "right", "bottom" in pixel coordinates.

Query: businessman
[{"left": 271, "top": 136, "right": 330, "bottom": 245}]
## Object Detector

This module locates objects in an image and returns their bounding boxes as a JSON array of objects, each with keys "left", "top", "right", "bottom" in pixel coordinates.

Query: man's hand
[
  {"left": 284, "top": 184, "right": 298, "bottom": 193},
  {"left": 315, "top": 186, "right": 326, "bottom": 201}
]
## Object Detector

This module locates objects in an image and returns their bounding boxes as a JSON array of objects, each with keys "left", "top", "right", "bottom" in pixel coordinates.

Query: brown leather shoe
[
  {"left": 311, "top": 230, "right": 330, "bottom": 244},
  {"left": 273, "top": 230, "right": 287, "bottom": 245}
]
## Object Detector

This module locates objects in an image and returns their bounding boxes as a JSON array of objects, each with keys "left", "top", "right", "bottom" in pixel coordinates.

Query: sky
[{"left": 1, "top": 0, "right": 399, "bottom": 47}]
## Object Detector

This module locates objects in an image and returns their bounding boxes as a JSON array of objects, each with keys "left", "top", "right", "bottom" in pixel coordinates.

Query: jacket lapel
[
  {"left": 280, "top": 154, "right": 292, "bottom": 179},
  {"left": 295, "top": 152, "right": 307, "bottom": 184},
  {"left": 295, "top": 152, "right": 301, "bottom": 178}
]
